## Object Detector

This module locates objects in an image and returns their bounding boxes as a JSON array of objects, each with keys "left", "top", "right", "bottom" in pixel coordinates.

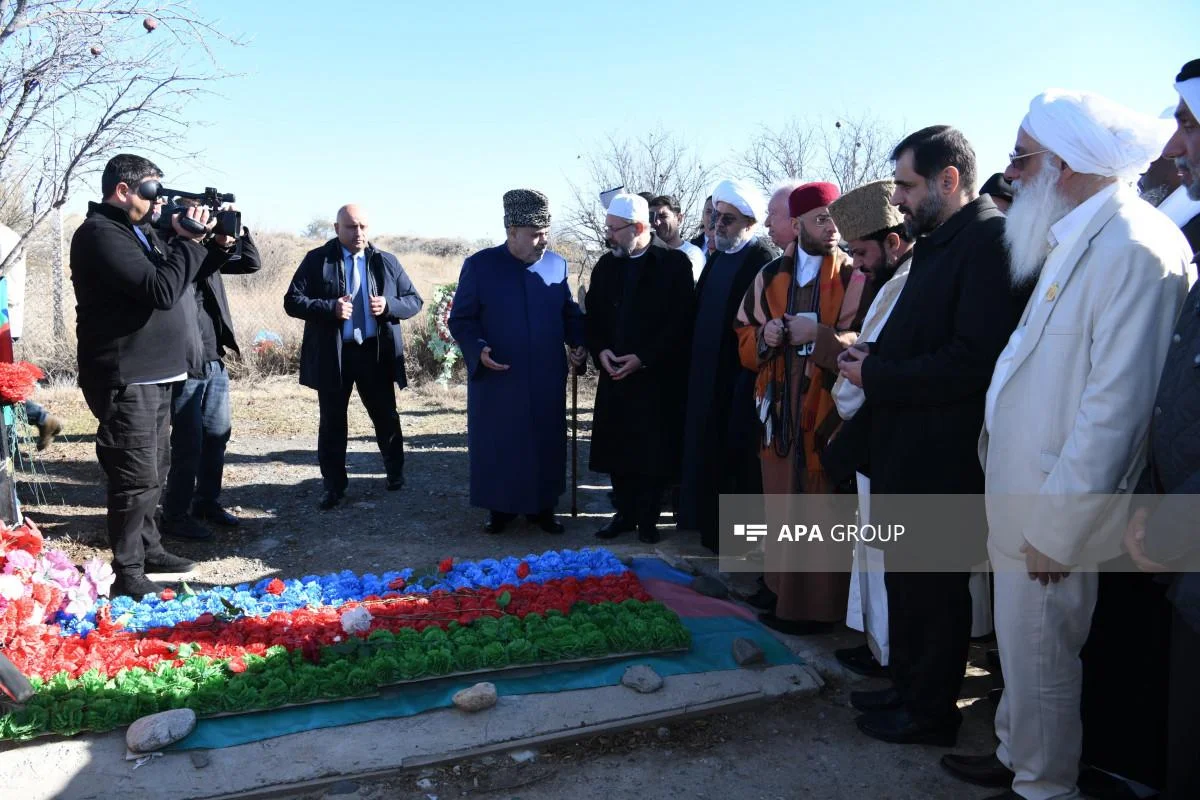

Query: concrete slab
[{"left": 0, "top": 663, "right": 821, "bottom": 800}]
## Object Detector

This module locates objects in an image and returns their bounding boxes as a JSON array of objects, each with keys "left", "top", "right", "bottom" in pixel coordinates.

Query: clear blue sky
[{"left": 68, "top": 0, "right": 1200, "bottom": 242}]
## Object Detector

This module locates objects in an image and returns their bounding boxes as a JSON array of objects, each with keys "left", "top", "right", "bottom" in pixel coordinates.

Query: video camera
[{"left": 139, "top": 181, "right": 240, "bottom": 237}]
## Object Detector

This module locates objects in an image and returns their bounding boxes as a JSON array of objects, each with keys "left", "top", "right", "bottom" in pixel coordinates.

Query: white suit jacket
[{"left": 980, "top": 190, "right": 1192, "bottom": 566}]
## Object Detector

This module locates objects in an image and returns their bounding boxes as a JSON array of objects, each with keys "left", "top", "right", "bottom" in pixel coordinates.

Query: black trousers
[
  {"left": 611, "top": 472, "right": 665, "bottom": 534},
  {"left": 884, "top": 570, "right": 973, "bottom": 724},
  {"left": 317, "top": 340, "right": 404, "bottom": 493},
  {"left": 81, "top": 383, "right": 174, "bottom": 577},
  {"left": 1168, "top": 607, "right": 1200, "bottom": 799}
]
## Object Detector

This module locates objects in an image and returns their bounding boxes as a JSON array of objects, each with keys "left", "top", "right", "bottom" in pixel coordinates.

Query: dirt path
[{"left": 17, "top": 377, "right": 1001, "bottom": 800}]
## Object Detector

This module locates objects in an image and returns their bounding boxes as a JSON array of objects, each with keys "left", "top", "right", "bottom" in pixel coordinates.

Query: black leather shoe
[
  {"left": 530, "top": 512, "right": 564, "bottom": 534},
  {"left": 484, "top": 513, "right": 511, "bottom": 534},
  {"left": 986, "top": 648, "right": 1001, "bottom": 673},
  {"left": 318, "top": 490, "right": 344, "bottom": 511},
  {"left": 1077, "top": 766, "right": 1143, "bottom": 800},
  {"left": 638, "top": 526, "right": 661, "bottom": 544},
  {"left": 595, "top": 515, "right": 635, "bottom": 539},
  {"left": 386, "top": 475, "right": 405, "bottom": 491},
  {"left": 758, "top": 613, "right": 834, "bottom": 636},
  {"left": 743, "top": 585, "right": 777, "bottom": 611},
  {"left": 112, "top": 573, "right": 166, "bottom": 599},
  {"left": 192, "top": 504, "right": 240, "bottom": 527},
  {"left": 161, "top": 514, "right": 213, "bottom": 541},
  {"left": 988, "top": 687, "right": 1003, "bottom": 708},
  {"left": 144, "top": 551, "right": 196, "bottom": 574},
  {"left": 850, "top": 687, "right": 902, "bottom": 713},
  {"left": 836, "top": 643, "right": 888, "bottom": 677},
  {"left": 940, "top": 753, "right": 1014, "bottom": 788},
  {"left": 855, "top": 708, "right": 959, "bottom": 747}
]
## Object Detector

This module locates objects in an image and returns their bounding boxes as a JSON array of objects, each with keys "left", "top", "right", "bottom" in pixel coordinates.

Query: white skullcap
[
  {"left": 710, "top": 178, "right": 767, "bottom": 222},
  {"left": 605, "top": 192, "right": 649, "bottom": 225},
  {"left": 1021, "top": 89, "right": 1175, "bottom": 180},
  {"left": 1177, "top": 76, "right": 1200, "bottom": 121}
]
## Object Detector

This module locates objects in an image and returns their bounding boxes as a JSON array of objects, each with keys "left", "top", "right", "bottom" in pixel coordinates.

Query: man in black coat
[
  {"left": 835, "top": 126, "right": 1029, "bottom": 746},
  {"left": 678, "top": 179, "right": 777, "bottom": 552},
  {"left": 162, "top": 217, "right": 262, "bottom": 539},
  {"left": 585, "top": 193, "right": 694, "bottom": 543},
  {"left": 284, "top": 204, "right": 423, "bottom": 510},
  {"left": 70, "top": 153, "right": 220, "bottom": 598}
]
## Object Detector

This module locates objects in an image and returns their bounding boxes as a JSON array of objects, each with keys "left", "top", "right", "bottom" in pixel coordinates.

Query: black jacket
[
  {"left": 585, "top": 242, "right": 695, "bottom": 477},
  {"left": 195, "top": 230, "right": 262, "bottom": 361},
  {"left": 70, "top": 201, "right": 210, "bottom": 388},
  {"left": 283, "top": 238, "right": 424, "bottom": 391}
]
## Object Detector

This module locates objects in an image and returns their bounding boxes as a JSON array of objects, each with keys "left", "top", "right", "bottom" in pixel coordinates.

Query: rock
[
  {"left": 125, "top": 708, "right": 196, "bottom": 753},
  {"left": 480, "top": 756, "right": 496, "bottom": 766},
  {"left": 732, "top": 637, "right": 765, "bottom": 666},
  {"left": 689, "top": 575, "right": 730, "bottom": 599},
  {"left": 189, "top": 752, "right": 210, "bottom": 769},
  {"left": 621, "top": 665, "right": 663, "bottom": 693},
  {"left": 509, "top": 748, "right": 538, "bottom": 763},
  {"left": 416, "top": 778, "right": 435, "bottom": 789},
  {"left": 656, "top": 726, "right": 670, "bottom": 740},
  {"left": 452, "top": 682, "right": 497, "bottom": 712},
  {"left": 325, "top": 780, "right": 359, "bottom": 795}
]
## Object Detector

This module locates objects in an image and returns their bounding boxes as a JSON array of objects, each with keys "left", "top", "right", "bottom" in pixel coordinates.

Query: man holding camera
[
  {"left": 284, "top": 204, "right": 423, "bottom": 511},
  {"left": 71, "top": 154, "right": 218, "bottom": 598},
  {"left": 161, "top": 201, "right": 261, "bottom": 539}
]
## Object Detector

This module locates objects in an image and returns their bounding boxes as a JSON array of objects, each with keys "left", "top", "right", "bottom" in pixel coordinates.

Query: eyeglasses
[
  {"left": 604, "top": 221, "right": 636, "bottom": 234},
  {"left": 1007, "top": 148, "right": 1051, "bottom": 169},
  {"left": 713, "top": 212, "right": 744, "bottom": 227}
]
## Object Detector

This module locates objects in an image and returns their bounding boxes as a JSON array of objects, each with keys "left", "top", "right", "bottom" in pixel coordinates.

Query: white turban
[
  {"left": 1177, "top": 76, "right": 1200, "bottom": 121},
  {"left": 1021, "top": 89, "right": 1175, "bottom": 180},
  {"left": 605, "top": 192, "right": 649, "bottom": 224},
  {"left": 710, "top": 178, "right": 766, "bottom": 222}
]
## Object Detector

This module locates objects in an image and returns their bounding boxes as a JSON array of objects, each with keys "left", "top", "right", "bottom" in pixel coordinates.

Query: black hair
[
  {"left": 649, "top": 194, "right": 682, "bottom": 214},
  {"left": 101, "top": 154, "right": 162, "bottom": 198},
  {"left": 863, "top": 223, "right": 912, "bottom": 245},
  {"left": 891, "top": 125, "right": 977, "bottom": 193}
]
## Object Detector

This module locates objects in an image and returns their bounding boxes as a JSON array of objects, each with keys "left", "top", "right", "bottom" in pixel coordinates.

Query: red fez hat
[{"left": 788, "top": 182, "right": 840, "bottom": 217}]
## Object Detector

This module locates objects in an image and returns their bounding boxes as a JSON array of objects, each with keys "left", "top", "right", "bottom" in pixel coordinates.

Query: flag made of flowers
[{"left": 0, "top": 526, "right": 690, "bottom": 741}]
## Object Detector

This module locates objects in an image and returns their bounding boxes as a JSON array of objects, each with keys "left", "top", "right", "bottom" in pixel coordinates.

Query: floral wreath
[{"left": 425, "top": 283, "right": 461, "bottom": 385}]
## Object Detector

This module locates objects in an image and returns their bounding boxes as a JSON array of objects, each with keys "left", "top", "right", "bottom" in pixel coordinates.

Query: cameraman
[
  {"left": 161, "top": 200, "right": 261, "bottom": 539},
  {"left": 70, "top": 154, "right": 218, "bottom": 598}
]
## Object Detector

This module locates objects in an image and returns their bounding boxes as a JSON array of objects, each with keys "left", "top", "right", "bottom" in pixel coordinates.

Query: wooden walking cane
[{"left": 571, "top": 365, "right": 579, "bottom": 517}]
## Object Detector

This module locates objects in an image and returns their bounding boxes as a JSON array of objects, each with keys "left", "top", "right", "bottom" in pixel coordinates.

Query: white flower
[{"left": 340, "top": 605, "right": 373, "bottom": 635}]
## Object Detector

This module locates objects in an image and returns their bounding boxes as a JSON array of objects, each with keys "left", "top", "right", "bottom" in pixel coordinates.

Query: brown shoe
[{"left": 36, "top": 415, "right": 62, "bottom": 451}]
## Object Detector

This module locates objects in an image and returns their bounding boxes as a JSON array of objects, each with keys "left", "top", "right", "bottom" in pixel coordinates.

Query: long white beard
[
  {"left": 716, "top": 227, "right": 753, "bottom": 253},
  {"left": 1003, "top": 165, "right": 1074, "bottom": 286}
]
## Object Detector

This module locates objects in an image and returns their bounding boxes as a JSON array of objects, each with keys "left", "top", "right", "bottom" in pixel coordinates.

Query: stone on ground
[
  {"left": 125, "top": 708, "right": 197, "bottom": 753},
  {"left": 452, "top": 682, "right": 497, "bottom": 712},
  {"left": 621, "top": 664, "right": 664, "bottom": 693},
  {"left": 732, "top": 637, "right": 765, "bottom": 666}
]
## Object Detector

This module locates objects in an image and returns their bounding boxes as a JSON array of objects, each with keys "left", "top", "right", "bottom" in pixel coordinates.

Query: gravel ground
[{"left": 16, "top": 376, "right": 1003, "bottom": 800}]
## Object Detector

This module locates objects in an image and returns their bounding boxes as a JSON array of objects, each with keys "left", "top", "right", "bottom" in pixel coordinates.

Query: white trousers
[
  {"left": 989, "top": 541, "right": 1098, "bottom": 800},
  {"left": 845, "top": 472, "right": 889, "bottom": 664}
]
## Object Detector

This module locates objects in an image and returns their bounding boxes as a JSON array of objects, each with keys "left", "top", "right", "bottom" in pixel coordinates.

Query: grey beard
[
  {"left": 1140, "top": 184, "right": 1171, "bottom": 207},
  {"left": 1003, "top": 165, "right": 1074, "bottom": 287},
  {"left": 716, "top": 229, "right": 751, "bottom": 252}
]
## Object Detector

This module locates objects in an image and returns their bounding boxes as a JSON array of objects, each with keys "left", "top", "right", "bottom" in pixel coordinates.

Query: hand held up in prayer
[
  {"left": 763, "top": 319, "right": 785, "bottom": 348},
  {"left": 784, "top": 313, "right": 817, "bottom": 345},
  {"left": 335, "top": 295, "right": 353, "bottom": 321},
  {"left": 1019, "top": 539, "right": 1071, "bottom": 585},
  {"left": 568, "top": 346, "right": 587, "bottom": 369},
  {"left": 611, "top": 353, "right": 642, "bottom": 381},
  {"left": 171, "top": 205, "right": 213, "bottom": 241},
  {"left": 480, "top": 346, "right": 510, "bottom": 371},
  {"left": 1123, "top": 507, "right": 1167, "bottom": 573},
  {"left": 369, "top": 296, "right": 387, "bottom": 317}
]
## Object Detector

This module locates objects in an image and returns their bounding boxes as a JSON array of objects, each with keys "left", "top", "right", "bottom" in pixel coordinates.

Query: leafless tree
[
  {"left": 735, "top": 113, "right": 900, "bottom": 193},
  {"left": 562, "top": 128, "right": 715, "bottom": 283},
  {"left": 735, "top": 118, "right": 818, "bottom": 196},
  {"left": 0, "top": 1, "right": 240, "bottom": 335},
  {"left": 301, "top": 216, "right": 333, "bottom": 241}
]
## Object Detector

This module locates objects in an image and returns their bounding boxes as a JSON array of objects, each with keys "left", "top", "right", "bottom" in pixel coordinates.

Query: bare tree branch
[{"left": 735, "top": 114, "right": 901, "bottom": 193}]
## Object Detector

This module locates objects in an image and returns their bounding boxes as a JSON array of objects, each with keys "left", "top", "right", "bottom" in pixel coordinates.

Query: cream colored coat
[{"left": 980, "top": 191, "right": 1192, "bottom": 566}]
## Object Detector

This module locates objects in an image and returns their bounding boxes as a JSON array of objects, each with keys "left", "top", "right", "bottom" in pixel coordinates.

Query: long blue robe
[{"left": 448, "top": 245, "right": 584, "bottom": 515}]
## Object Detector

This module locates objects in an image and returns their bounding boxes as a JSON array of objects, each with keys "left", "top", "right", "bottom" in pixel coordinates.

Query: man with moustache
[
  {"left": 733, "top": 182, "right": 859, "bottom": 634},
  {"left": 649, "top": 195, "right": 706, "bottom": 282},
  {"left": 762, "top": 179, "right": 805, "bottom": 253},
  {"left": 1116, "top": 59, "right": 1200, "bottom": 800},
  {"left": 678, "top": 179, "right": 775, "bottom": 552},
  {"left": 822, "top": 179, "right": 913, "bottom": 677},
  {"left": 587, "top": 193, "right": 694, "bottom": 543},
  {"left": 448, "top": 190, "right": 587, "bottom": 535},
  {"left": 836, "top": 126, "right": 1028, "bottom": 746},
  {"left": 941, "top": 90, "right": 1189, "bottom": 800}
]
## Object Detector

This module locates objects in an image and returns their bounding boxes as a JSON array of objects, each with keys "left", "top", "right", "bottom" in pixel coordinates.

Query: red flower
[
  {"left": 158, "top": 588, "right": 176, "bottom": 601},
  {"left": 227, "top": 656, "right": 246, "bottom": 674},
  {"left": 265, "top": 578, "right": 286, "bottom": 595},
  {"left": 438, "top": 558, "right": 453, "bottom": 574},
  {"left": 387, "top": 577, "right": 406, "bottom": 590},
  {"left": 516, "top": 562, "right": 530, "bottom": 579}
]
